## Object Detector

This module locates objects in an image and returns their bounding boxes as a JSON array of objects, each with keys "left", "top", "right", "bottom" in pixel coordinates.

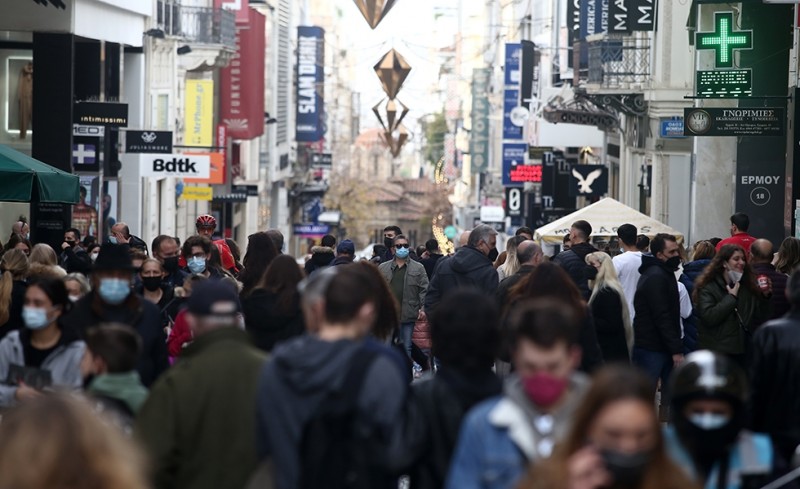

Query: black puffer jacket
[
  {"left": 303, "top": 247, "right": 335, "bottom": 275},
  {"left": 632, "top": 254, "right": 682, "bottom": 354},
  {"left": 748, "top": 309, "right": 800, "bottom": 461},
  {"left": 424, "top": 247, "right": 498, "bottom": 313},
  {"left": 553, "top": 242, "right": 598, "bottom": 300}
]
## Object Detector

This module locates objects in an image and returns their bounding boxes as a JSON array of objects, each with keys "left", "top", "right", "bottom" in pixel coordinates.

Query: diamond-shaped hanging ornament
[
  {"left": 374, "top": 49, "right": 412, "bottom": 100},
  {"left": 385, "top": 125, "right": 408, "bottom": 158},
  {"left": 372, "top": 98, "right": 388, "bottom": 131},
  {"left": 353, "top": 0, "right": 399, "bottom": 29},
  {"left": 384, "top": 99, "right": 410, "bottom": 133}
]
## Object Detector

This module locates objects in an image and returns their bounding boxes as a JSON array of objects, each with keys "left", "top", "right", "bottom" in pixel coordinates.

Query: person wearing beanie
[{"left": 332, "top": 239, "right": 356, "bottom": 266}]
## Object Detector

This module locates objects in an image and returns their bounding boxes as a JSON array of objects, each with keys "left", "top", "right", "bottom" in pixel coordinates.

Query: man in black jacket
[
  {"left": 496, "top": 240, "right": 543, "bottom": 309},
  {"left": 748, "top": 269, "right": 800, "bottom": 462},
  {"left": 552, "top": 220, "right": 598, "bottom": 300},
  {"left": 632, "top": 233, "right": 683, "bottom": 419},
  {"left": 420, "top": 239, "right": 444, "bottom": 279},
  {"left": 60, "top": 227, "right": 92, "bottom": 275},
  {"left": 424, "top": 224, "right": 499, "bottom": 314}
]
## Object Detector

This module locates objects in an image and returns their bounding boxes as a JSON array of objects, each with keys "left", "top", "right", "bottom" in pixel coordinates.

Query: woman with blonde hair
[
  {"left": 517, "top": 366, "right": 698, "bottom": 489},
  {"left": 29, "top": 243, "right": 58, "bottom": 267},
  {"left": 0, "top": 249, "right": 29, "bottom": 339},
  {"left": 585, "top": 252, "right": 632, "bottom": 363},
  {"left": 0, "top": 394, "right": 148, "bottom": 489},
  {"left": 498, "top": 235, "right": 525, "bottom": 281}
]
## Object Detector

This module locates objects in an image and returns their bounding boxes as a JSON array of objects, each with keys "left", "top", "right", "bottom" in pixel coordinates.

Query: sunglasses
[{"left": 395, "top": 243, "right": 409, "bottom": 249}]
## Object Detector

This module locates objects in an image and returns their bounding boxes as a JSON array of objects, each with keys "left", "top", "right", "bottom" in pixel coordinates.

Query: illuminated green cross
[{"left": 696, "top": 12, "right": 753, "bottom": 69}]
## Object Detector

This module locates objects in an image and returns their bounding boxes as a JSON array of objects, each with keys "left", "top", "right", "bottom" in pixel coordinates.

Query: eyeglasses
[{"left": 395, "top": 243, "right": 409, "bottom": 249}]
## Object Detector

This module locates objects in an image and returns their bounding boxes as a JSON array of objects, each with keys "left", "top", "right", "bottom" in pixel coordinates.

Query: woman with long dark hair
[
  {"left": 242, "top": 255, "right": 305, "bottom": 352},
  {"left": 517, "top": 366, "right": 697, "bottom": 489},
  {"left": 693, "top": 244, "right": 769, "bottom": 366},
  {"left": 238, "top": 232, "right": 279, "bottom": 298},
  {"left": 510, "top": 262, "right": 603, "bottom": 372}
]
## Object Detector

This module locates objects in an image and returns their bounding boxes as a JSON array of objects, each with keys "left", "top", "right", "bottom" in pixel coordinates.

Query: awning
[
  {"left": 0, "top": 145, "right": 80, "bottom": 204},
  {"left": 534, "top": 198, "right": 685, "bottom": 245}
]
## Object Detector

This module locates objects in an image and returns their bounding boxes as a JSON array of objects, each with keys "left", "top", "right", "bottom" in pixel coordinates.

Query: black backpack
[{"left": 298, "top": 347, "right": 381, "bottom": 489}]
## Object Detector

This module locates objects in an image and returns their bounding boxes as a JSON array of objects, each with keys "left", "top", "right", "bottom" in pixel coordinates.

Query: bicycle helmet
[{"left": 196, "top": 214, "right": 217, "bottom": 229}]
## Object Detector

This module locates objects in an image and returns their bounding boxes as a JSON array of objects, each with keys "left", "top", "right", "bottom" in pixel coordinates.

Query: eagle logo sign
[
  {"left": 141, "top": 132, "right": 158, "bottom": 144},
  {"left": 573, "top": 168, "right": 603, "bottom": 194}
]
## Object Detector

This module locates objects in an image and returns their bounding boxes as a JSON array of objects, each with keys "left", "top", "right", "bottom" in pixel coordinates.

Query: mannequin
[{"left": 18, "top": 62, "right": 33, "bottom": 140}]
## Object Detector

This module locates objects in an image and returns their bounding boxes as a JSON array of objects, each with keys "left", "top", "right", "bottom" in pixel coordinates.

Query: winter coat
[
  {"left": 304, "top": 246, "right": 335, "bottom": 275},
  {"left": 421, "top": 253, "right": 443, "bottom": 279},
  {"left": 242, "top": 289, "right": 305, "bottom": 352},
  {"left": 553, "top": 242, "right": 599, "bottom": 300},
  {"left": 167, "top": 308, "right": 191, "bottom": 359},
  {"left": 0, "top": 327, "right": 85, "bottom": 407},
  {"left": 409, "top": 368, "right": 502, "bottom": 489},
  {"left": 632, "top": 254, "right": 682, "bottom": 355},
  {"left": 135, "top": 327, "right": 267, "bottom": 489},
  {"left": 752, "top": 262, "right": 789, "bottom": 321},
  {"left": 61, "top": 291, "right": 169, "bottom": 387},
  {"left": 680, "top": 259, "right": 712, "bottom": 353},
  {"left": 379, "top": 259, "right": 429, "bottom": 323},
  {"left": 589, "top": 287, "right": 630, "bottom": 363},
  {"left": 695, "top": 275, "right": 769, "bottom": 355},
  {"left": 496, "top": 265, "right": 535, "bottom": 310},
  {"left": 60, "top": 246, "right": 92, "bottom": 275},
  {"left": 424, "top": 247, "right": 498, "bottom": 313}
]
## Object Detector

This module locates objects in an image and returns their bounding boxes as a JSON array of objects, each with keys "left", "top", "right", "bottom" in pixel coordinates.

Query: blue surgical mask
[
  {"left": 22, "top": 307, "right": 51, "bottom": 330},
  {"left": 99, "top": 278, "right": 130, "bottom": 305},
  {"left": 109, "top": 236, "right": 118, "bottom": 244},
  {"left": 689, "top": 412, "right": 731, "bottom": 431},
  {"left": 395, "top": 247, "right": 410, "bottom": 259},
  {"left": 188, "top": 257, "right": 207, "bottom": 274}
]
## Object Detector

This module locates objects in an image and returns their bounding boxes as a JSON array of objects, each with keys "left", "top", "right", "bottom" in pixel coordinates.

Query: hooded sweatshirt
[
  {"left": 256, "top": 335, "right": 413, "bottom": 489},
  {"left": 304, "top": 246, "right": 335, "bottom": 275},
  {"left": 88, "top": 371, "right": 149, "bottom": 414},
  {"left": 424, "top": 247, "right": 499, "bottom": 313}
]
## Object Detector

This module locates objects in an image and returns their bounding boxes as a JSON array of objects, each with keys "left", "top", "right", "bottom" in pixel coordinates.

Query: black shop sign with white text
[{"left": 125, "top": 130, "right": 173, "bottom": 154}]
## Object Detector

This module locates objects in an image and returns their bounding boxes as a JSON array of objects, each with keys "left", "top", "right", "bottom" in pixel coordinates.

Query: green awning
[{"left": 0, "top": 145, "right": 80, "bottom": 204}]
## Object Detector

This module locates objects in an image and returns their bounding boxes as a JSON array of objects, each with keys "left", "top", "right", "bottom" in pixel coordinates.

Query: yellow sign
[
  {"left": 182, "top": 186, "right": 213, "bottom": 201},
  {"left": 184, "top": 79, "right": 213, "bottom": 147}
]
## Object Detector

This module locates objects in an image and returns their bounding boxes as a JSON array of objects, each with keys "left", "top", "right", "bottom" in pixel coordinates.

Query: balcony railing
[
  {"left": 156, "top": 1, "right": 236, "bottom": 49},
  {"left": 583, "top": 35, "right": 650, "bottom": 89}
]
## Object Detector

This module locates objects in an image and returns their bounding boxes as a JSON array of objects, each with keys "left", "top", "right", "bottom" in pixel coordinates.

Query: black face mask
[
  {"left": 585, "top": 266, "right": 599, "bottom": 280},
  {"left": 487, "top": 247, "right": 499, "bottom": 262},
  {"left": 142, "top": 276, "right": 163, "bottom": 292},
  {"left": 65, "top": 240, "right": 77, "bottom": 248},
  {"left": 665, "top": 255, "right": 682, "bottom": 271},
  {"left": 384, "top": 237, "right": 394, "bottom": 249},
  {"left": 674, "top": 410, "right": 742, "bottom": 463},
  {"left": 600, "top": 448, "right": 652, "bottom": 488},
  {"left": 163, "top": 256, "right": 180, "bottom": 274}
]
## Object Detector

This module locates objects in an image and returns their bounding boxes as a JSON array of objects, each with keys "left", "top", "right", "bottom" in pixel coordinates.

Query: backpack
[{"left": 298, "top": 347, "right": 380, "bottom": 489}]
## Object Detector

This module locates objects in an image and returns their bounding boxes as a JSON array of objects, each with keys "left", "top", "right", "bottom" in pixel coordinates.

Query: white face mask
[
  {"left": 689, "top": 412, "right": 731, "bottom": 431},
  {"left": 728, "top": 270, "right": 743, "bottom": 283}
]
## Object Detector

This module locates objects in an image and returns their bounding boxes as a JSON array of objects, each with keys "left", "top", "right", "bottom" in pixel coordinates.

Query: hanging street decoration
[
  {"left": 374, "top": 49, "right": 412, "bottom": 100},
  {"left": 695, "top": 12, "right": 752, "bottom": 69},
  {"left": 353, "top": 0, "right": 399, "bottom": 29},
  {"left": 372, "top": 98, "right": 409, "bottom": 133},
  {"left": 382, "top": 125, "right": 409, "bottom": 158}
]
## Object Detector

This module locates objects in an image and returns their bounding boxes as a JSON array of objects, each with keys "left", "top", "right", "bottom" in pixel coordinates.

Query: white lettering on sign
[
  {"left": 741, "top": 175, "right": 781, "bottom": 185},
  {"left": 139, "top": 154, "right": 210, "bottom": 179},
  {"left": 636, "top": 0, "right": 653, "bottom": 25},
  {"left": 613, "top": 0, "right": 628, "bottom": 30},
  {"left": 298, "top": 36, "right": 318, "bottom": 115}
]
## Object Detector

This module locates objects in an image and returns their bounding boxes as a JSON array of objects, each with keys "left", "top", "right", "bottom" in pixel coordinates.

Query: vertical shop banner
[
  {"left": 629, "top": 0, "right": 655, "bottom": 31},
  {"left": 296, "top": 26, "right": 325, "bottom": 142},
  {"left": 184, "top": 80, "right": 214, "bottom": 147},
  {"left": 609, "top": 0, "right": 630, "bottom": 32},
  {"left": 504, "top": 43, "right": 521, "bottom": 86},
  {"left": 470, "top": 68, "right": 491, "bottom": 174},
  {"left": 503, "top": 89, "right": 523, "bottom": 140},
  {"left": 220, "top": 9, "right": 266, "bottom": 140},
  {"left": 520, "top": 41, "right": 539, "bottom": 110}
]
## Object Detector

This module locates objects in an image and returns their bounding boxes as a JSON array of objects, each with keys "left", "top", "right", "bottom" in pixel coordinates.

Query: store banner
[
  {"left": 503, "top": 89, "right": 523, "bottom": 140},
  {"left": 183, "top": 80, "right": 214, "bottom": 147},
  {"left": 182, "top": 186, "right": 213, "bottom": 201},
  {"left": 629, "top": 0, "right": 655, "bottom": 31},
  {"left": 504, "top": 43, "right": 521, "bottom": 86},
  {"left": 220, "top": 9, "right": 266, "bottom": 140},
  {"left": 609, "top": 0, "right": 630, "bottom": 32},
  {"left": 296, "top": 26, "right": 326, "bottom": 142},
  {"left": 184, "top": 152, "right": 225, "bottom": 184},
  {"left": 470, "top": 68, "right": 491, "bottom": 174},
  {"left": 138, "top": 154, "right": 211, "bottom": 179}
]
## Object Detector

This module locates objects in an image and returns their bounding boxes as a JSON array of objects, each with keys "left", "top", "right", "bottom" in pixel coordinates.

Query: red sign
[
  {"left": 215, "top": 0, "right": 250, "bottom": 23},
  {"left": 220, "top": 8, "right": 265, "bottom": 140},
  {"left": 510, "top": 164, "right": 542, "bottom": 183}
]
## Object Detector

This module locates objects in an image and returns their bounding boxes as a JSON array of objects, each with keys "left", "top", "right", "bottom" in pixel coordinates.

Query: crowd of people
[{"left": 0, "top": 211, "right": 799, "bottom": 489}]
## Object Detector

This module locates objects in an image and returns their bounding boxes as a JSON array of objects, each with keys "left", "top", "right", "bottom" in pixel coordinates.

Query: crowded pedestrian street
[{"left": 0, "top": 1, "right": 800, "bottom": 489}]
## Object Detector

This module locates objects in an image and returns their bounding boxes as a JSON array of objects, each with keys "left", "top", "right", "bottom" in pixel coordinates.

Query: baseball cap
[
  {"left": 187, "top": 280, "right": 241, "bottom": 317},
  {"left": 336, "top": 239, "right": 355, "bottom": 255}
]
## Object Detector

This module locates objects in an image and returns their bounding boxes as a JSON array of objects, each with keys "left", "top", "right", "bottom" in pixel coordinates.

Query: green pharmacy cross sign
[{"left": 696, "top": 12, "right": 753, "bottom": 69}]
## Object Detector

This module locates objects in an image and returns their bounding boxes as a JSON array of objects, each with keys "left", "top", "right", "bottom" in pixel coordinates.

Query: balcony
[
  {"left": 582, "top": 35, "right": 650, "bottom": 90},
  {"left": 155, "top": 1, "right": 236, "bottom": 50}
]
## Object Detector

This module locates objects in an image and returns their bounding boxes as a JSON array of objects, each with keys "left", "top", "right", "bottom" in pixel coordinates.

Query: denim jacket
[{"left": 445, "top": 374, "right": 589, "bottom": 489}]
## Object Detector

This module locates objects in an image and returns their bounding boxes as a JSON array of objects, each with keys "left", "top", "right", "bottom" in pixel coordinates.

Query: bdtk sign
[{"left": 139, "top": 154, "right": 210, "bottom": 179}]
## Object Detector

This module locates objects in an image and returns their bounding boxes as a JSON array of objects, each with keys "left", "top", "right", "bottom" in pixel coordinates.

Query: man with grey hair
[
  {"left": 496, "top": 240, "right": 544, "bottom": 308},
  {"left": 424, "top": 224, "right": 499, "bottom": 313}
]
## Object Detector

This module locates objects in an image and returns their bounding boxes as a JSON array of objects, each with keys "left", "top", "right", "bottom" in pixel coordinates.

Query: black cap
[
  {"left": 94, "top": 243, "right": 137, "bottom": 272},
  {"left": 187, "top": 280, "right": 241, "bottom": 316}
]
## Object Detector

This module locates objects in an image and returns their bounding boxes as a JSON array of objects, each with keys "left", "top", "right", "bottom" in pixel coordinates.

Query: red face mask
[{"left": 522, "top": 372, "right": 568, "bottom": 408}]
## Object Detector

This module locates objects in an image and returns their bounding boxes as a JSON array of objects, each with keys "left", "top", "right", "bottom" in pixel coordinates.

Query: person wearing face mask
[
  {"left": 182, "top": 236, "right": 232, "bottom": 281},
  {"left": 59, "top": 228, "right": 92, "bottom": 275},
  {"left": 666, "top": 351, "right": 786, "bottom": 489},
  {"left": 380, "top": 225, "right": 403, "bottom": 263},
  {"left": 446, "top": 300, "right": 590, "bottom": 489},
  {"left": 424, "top": 224, "right": 500, "bottom": 314},
  {"left": 136, "top": 259, "right": 179, "bottom": 333},
  {"left": 631, "top": 233, "right": 685, "bottom": 421},
  {"left": 151, "top": 235, "right": 189, "bottom": 289},
  {"left": 60, "top": 244, "right": 168, "bottom": 387},
  {"left": 63, "top": 273, "right": 91, "bottom": 304},
  {"left": 518, "top": 366, "right": 697, "bottom": 489},
  {"left": 553, "top": 220, "right": 599, "bottom": 301},
  {"left": 378, "top": 235, "right": 429, "bottom": 359},
  {"left": 0, "top": 277, "right": 85, "bottom": 407},
  {"left": 693, "top": 245, "right": 770, "bottom": 368}
]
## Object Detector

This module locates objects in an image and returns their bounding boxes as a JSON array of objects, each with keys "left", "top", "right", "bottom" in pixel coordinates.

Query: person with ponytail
[{"left": 0, "top": 249, "right": 30, "bottom": 340}]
